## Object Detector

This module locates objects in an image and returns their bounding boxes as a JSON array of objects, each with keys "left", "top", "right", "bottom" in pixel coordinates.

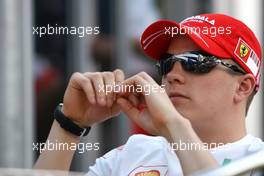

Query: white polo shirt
[{"left": 87, "top": 134, "right": 264, "bottom": 176}]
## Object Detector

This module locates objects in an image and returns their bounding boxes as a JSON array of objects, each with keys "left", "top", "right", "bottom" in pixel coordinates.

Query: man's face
[{"left": 162, "top": 35, "right": 238, "bottom": 124}]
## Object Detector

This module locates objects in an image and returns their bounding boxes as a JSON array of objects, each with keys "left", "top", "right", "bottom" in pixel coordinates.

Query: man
[{"left": 34, "top": 14, "right": 264, "bottom": 175}]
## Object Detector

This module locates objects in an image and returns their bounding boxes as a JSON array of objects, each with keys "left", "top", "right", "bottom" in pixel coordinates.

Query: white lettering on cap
[{"left": 181, "top": 15, "right": 215, "bottom": 25}]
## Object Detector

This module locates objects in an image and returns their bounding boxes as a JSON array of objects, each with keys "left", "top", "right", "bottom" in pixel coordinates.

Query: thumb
[{"left": 117, "top": 97, "right": 140, "bottom": 122}]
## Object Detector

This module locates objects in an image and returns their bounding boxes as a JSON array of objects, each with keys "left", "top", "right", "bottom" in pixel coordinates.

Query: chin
[
  {"left": 172, "top": 103, "right": 188, "bottom": 116},
  {"left": 172, "top": 103, "right": 197, "bottom": 121}
]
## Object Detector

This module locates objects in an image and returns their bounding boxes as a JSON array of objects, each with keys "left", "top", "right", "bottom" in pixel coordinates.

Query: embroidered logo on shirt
[
  {"left": 128, "top": 165, "right": 168, "bottom": 176},
  {"left": 135, "top": 170, "right": 160, "bottom": 176}
]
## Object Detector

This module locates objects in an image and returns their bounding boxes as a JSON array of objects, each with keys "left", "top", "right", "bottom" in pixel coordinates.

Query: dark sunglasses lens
[
  {"left": 181, "top": 59, "right": 197, "bottom": 72},
  {"left": 182, "top": 57, "right": 218, "bottom": 73},
  {"left": 157, "top": 54, "right": 219, "bottom": 75},
  {"left": 157, "top": 59, "right": 175, "bottom": 75},
  {"left": 157, "top": 54, "right": 173, "bottom": 75}
]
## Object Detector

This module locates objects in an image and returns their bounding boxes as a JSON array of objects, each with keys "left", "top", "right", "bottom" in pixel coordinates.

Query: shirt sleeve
[{"left": 86, "top": 147, "right": 122, "bottom": 176}]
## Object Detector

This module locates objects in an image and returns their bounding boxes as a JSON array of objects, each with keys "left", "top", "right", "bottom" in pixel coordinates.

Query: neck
[{"left": 191, "top": 114, "right": 247, "bottom": 147}]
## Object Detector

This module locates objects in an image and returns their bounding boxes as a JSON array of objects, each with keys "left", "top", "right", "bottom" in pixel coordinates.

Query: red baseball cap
[{"left": 141, "top": 13, "right": 262, "bottom": 89}]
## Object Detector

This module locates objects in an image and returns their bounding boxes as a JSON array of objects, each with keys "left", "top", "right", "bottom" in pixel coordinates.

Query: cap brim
[{"left": 141, "top": 20, "right": 231, "bottom": 60}]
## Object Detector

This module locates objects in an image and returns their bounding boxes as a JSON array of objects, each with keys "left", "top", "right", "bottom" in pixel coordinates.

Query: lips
[
  {"left": 169, "top": 92, "right": 188, "bottom": 98},
  {"left": 168, "top": 92, "right": 189, "bottom": 102}
]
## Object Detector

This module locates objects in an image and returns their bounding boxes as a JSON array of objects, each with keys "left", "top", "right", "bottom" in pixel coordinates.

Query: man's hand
[
  {"left": 116, "top": 72, "right": 218, "bottom": 175},
  {"left": 62, "top": 69, "right": 125, "bottom": 127},
  {"left": 116, "top": 72, "right": 186, "bottom": 139},
  {"left": 34, "top": 69, "right": 125, "bottom": 171}
]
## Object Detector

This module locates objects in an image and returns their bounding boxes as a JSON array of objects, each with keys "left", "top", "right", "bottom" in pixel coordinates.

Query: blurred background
[{"left": 0, "top": 0, "right": 263, "bottom": 173}]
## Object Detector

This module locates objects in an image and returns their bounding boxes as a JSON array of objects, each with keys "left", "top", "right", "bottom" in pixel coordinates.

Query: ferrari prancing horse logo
[
  {"left": 234, "top": 38, "right": 252, "bottom": 63},
  {"left": 240, "top": 43, "right": 249, "bottom": 57}
]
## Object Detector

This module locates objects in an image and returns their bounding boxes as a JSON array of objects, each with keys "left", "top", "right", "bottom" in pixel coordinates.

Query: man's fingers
[
  {"left": 89, "top": 72, "right": 106, "bottom": 106},
  {"left": 103, "top": 72, "right": 115, "bottom": 107},
  {"left": 137, "top": 71, "right": 157, "bottom": 85},
  {"left": 79, "top": 70, "right": 126, "bottom": 107},
  {"left": 82, "top": 77, "right": 96, "bottom": 105},
  {"left": 120, "top": 75, "right": 149, "bottom": 96},
  {"left": 113, "top": 69, "right": 125, "bottom": 84},
  {"left": 114, "top": 69, "right": 125, "bottom": 101},
  {"left": 123, "top": 75, "right": 147, "bottom": 89},
  {"left": 70, "top": 72, "right": 96, "bottom": 105},
  {"left": 128, "top": 93, "right": 140, "bottom": 107},
  {"left": 117, "top": 97, "right": 140, "bottom": 123}
]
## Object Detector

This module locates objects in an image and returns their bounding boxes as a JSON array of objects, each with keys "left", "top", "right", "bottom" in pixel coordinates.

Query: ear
[{"left": 234, "top": 74, "right": 255, "bottom": 103}]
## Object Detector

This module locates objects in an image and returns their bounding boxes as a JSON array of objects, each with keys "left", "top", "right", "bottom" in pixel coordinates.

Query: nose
[{"left": 165, "top": 62, "right": 186, "bottom": 85}]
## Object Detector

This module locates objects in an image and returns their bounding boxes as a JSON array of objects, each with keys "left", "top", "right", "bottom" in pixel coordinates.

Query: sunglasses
[{"left": 155, "top": 51, "right": 246, "bottom": 76}]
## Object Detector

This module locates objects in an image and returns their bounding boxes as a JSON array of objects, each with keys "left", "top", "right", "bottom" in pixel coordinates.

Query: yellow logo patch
[{"left": 239, "top": 43, "right": 249, "bottom": 57}]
